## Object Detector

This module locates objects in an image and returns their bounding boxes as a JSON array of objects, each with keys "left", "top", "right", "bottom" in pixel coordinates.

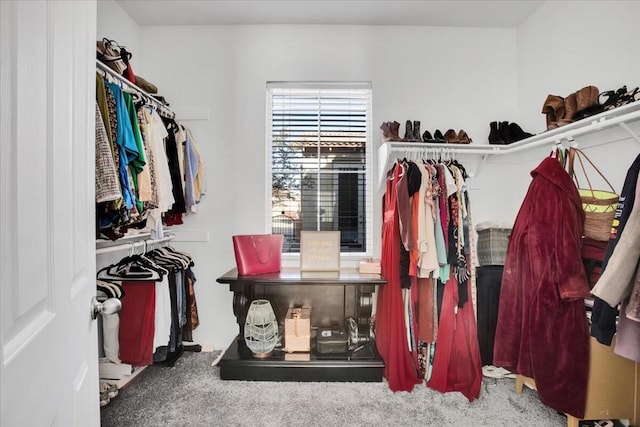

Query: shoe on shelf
[
  {"left": 443, "top": 128, "right": 459, "bottom": 143},
  {"left": 433, "top": 129, "right": 446, "bottom": 143},
  {"left": 506, "top": 122, "right": 533, "bottom": 143},
  {"left": 412, "top": 120, "right": 421, "bottom": 142},
  {"left": 457, "top": 129, "right": 472, "bottom": 144},
  {"left": 389, "top": 120, "right": 402, "bottom": 141},
  {"left": 380, "top": 122, "right": 392, "bottom": 141},
  {"left": 488, "top": 121, "right": 504, "bottom": 144},
  {"left": 422, "top": 130, "right": 435, "bottom": 142},
  {"left": 573, "top": 85, "right": 603, "bottom": 120},
  {"left": 541, "top": 94, "right": 565, "bottom": 129},
  {"left": 403, "top": 120, "right": 415, "bottom": 141}
]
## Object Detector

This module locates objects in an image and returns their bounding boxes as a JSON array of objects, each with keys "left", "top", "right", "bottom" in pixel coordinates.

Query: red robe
[
  {"left": 493, "top": 156, "right": 591, "bottom": 418},
  {"left": 376, "top": 163, "right": 421, "bottom": 391}
]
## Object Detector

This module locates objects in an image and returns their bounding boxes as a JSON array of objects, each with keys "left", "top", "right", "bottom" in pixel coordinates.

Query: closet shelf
[
  {"left": 96, "top": 234, "right": 176, "bottom": 256},
  {"left": 378, "top": 101, "right": 640, "bottom": 189}
]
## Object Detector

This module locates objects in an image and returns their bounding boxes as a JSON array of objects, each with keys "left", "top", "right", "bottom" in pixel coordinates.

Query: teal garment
[
  {"left": 123, "top": 92, "right": 146, "bottom": 213},
  {"left": 123, "top": 92, "right": 146, "bottom": 173},
  {"left": 106, "top": 82, "right": 139, "bottom": 210},
  {"left": 434, "top": 203, "right": 450, "bottom": 281}
]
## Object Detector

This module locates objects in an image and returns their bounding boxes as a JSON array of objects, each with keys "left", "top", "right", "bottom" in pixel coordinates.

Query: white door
[{"left": 1, "top": 1, "right": 99, "bottom": 426}]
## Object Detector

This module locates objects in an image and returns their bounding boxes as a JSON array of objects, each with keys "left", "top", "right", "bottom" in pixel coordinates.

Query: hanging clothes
[
  {"left": 95, "top": 103, "right": 122, "bottom": 203},
  {"left": 493, "top": 156, "right": 590, "bottom": 419},
  {"left": 426, "top": 275, "right": 481, "bottom": 401},
  {"left": 590, "top": 156, "right": 640, "bottom": 363},
  {"left": 376, "top": 162, "right": 422, "bottom": 391},
  {"left": 95, "top": 66, "right": 206, "bottom": 241},
  {"left": 118, "top": 280, "right": 156, "bottom": 366},
  {"left": 426, "top": 161, "right": 481, "bottom": 402}
]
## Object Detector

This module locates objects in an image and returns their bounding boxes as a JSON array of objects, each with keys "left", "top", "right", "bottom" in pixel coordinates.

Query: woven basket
[
  {"left": 477, "top": 228, "right": 511, "bottom": 265},
  {"left": 569, "top": 148, "right": 619, "bottom": 242},
  {"left": 580, "top": 189, "right": 618, "bottom": 242}
]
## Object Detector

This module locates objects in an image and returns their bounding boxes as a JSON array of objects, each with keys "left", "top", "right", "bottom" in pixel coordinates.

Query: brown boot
[
  {"left": 413, "top": 121, "right": 421, "bottom": 142},
  {"left": 404, "top": 120, "right": 414, "bottom": 141},
  {"left": 574, "top": 86, "right": 603, "bottom": 120},
  {"left": 380, "top": 122, "right": 392, "bottom": 141},
  {"left": 561, "top": 92, "right": 578, "bottom": 124},
  {"left": 389, "top": 121, "right": 402, "bottom": 141},
  {"left": 575, "top": 86, "right": 599, "bottom": 111},
  {"left": 541, "top": 94, "right": 565, "bottom": 129}
]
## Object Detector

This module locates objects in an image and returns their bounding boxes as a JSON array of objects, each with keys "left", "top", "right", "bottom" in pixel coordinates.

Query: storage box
[
  {"left": 476, "top": 227, "right": 511, "bottom": 265},
  {"left": 316, "top": 328, "right": 348, "bottom": 354},
  {"left": 359, "top": 258, "right": 381, "bottom": 274},
  {"left": 284, "top": 307, "right": 311, "bottom": 353}
]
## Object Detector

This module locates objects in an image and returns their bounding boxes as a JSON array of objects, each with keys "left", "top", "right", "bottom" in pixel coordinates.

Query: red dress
[{"left": 376, "top": 163, "right": 421, "bottom": 391}]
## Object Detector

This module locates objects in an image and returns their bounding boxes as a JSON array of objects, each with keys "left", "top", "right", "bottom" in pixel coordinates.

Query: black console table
[{"left": 216, "top": 267, "right": 386, "bottom": 382}]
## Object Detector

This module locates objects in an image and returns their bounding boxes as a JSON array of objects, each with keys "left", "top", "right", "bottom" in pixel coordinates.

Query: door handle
[{"left": 91, "top": 296, "right": 122, "bottom": 320}]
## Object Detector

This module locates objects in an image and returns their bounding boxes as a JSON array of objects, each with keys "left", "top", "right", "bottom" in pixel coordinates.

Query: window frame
[{"left": 265, "top": 81, "right": 374, "bottom": 261}]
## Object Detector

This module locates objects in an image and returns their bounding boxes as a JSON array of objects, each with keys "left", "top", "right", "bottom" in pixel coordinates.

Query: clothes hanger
[
  {"left": 96, "top": 279, "right": 125, "bottom": 300},
  {"left": 96, "top": 243, "right": 164, "bottom": 281},
  {"left": 146, "top": 247, "right": 185, "bottom": 270}
]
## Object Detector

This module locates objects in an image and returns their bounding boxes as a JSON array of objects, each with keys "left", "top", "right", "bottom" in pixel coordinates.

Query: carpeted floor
[{"left": 100, "top": 351, "right": 567, "bottom": 427}]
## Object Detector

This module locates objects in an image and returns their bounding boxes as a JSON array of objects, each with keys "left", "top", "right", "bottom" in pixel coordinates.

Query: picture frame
[{"left": 300, "top": 231, "right": 341, "bottom": 271}]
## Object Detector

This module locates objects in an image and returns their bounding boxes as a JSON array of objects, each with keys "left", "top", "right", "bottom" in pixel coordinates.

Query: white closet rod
[
  {"left": 96, "top": 59, "right": 175, "bottom": 119},
  {"left": 96, "top": 234, "right": 176, "bottom": 256}
]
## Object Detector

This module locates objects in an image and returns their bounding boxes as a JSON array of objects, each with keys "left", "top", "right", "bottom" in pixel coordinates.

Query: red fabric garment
[
  {"left": 427, "top": 274, "right": 482, "bottom": 401},
  {"left": 376, "top": 164, "right": 421, "bottom": 392},
  {"left": 119, "top": 281, "right": 156, "bottom": 366},
  {"left": 493, "top": 156, "right": 591, "bottom": 418},
  {"left": 417, "top": 277, "right": 435, "bottom": 343}
]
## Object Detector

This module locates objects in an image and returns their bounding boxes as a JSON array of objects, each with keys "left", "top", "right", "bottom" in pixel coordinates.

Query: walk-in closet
[{"left": 2, "top": 1, "right": 640, "bottom": 426}]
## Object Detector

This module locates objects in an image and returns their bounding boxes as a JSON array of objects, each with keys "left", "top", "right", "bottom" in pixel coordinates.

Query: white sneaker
[
  {"left": 482, "top": 365, "right": 516, "bottom": 379},
  {"left": 99, "top": 381, "right": 118, "bottom": 406}
]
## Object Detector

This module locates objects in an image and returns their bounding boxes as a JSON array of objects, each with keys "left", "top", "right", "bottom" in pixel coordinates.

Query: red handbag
[{"left": 232, "top": 234, "right": 284, "bottom": 275}]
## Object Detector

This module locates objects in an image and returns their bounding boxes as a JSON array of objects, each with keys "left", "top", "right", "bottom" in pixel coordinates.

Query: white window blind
[{"left": 267, "top": 82, "right": 373, "bottom": 255}]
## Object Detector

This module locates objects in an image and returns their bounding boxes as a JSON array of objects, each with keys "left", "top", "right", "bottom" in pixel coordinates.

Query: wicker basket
[
  {"left": 580, "top": 188, "right": 618, "bottom": 242},
  {"left": 570, "top": 147, "right": 619, "bottom": 242},
  {"left": 477, "top": 228, "right": 511, "bottom": 266}
]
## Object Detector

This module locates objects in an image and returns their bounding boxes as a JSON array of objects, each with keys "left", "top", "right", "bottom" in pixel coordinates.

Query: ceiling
[{"left": 115, "top": 0, "right": 545, "bottom": 28}]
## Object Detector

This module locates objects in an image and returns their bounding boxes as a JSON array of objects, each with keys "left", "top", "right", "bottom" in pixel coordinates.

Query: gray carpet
[{"left": 100, "top": 351, "right": 566, "bottom": 427}]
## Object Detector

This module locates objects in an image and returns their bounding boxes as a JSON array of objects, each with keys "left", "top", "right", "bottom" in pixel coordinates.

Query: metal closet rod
[
  {"left": 96, "top": 59, "right": 176, "bottom": 119},
  {"left": 96, "top": 234, "right": 176, "bottom": 256}
]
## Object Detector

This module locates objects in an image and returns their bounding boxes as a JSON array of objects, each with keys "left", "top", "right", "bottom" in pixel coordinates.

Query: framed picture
[{"left": 300, "top": 231, "right": 341, "bottom": 271}]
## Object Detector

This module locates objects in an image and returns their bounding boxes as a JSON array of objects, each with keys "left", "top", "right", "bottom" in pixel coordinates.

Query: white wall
[
  {"left": 515, "top": 0, "right": 640, "bottom": 190},
  {"left": 96, "top": 0, "right": 640, "bottom": 350},
  {"left": 124, "top": 24, "right": 517, "bottom": 349}
]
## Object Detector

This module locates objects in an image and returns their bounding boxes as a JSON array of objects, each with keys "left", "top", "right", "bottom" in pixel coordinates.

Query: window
[{"left": 267, "top": 82, "right": 373, "bottom": 255}]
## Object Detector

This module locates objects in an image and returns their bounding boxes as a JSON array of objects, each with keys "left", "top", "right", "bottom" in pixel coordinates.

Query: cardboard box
[
  {"left": 284, "top": 307, "right": 311, "bottom": 353},
  {"left": 359, "top": 258, "right": 381, "bottom": 274}
]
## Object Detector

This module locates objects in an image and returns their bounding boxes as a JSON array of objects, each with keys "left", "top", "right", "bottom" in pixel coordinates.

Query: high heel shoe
[
  {"left": 433, "top": 129, "right": 446, "bottom": 143},
  {"left": 600, "top": 85, "right": 628, "bottom": 111}
]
